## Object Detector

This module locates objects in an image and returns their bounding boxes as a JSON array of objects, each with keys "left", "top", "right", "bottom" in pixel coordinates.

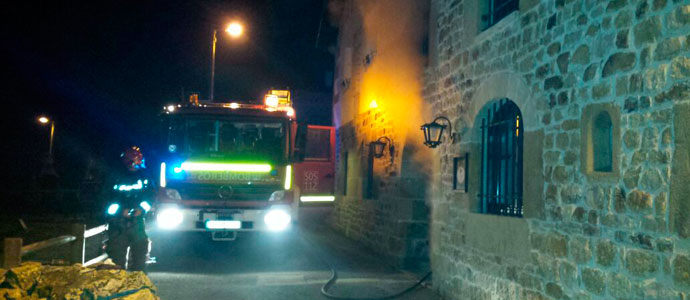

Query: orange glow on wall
[{"left": 354, "top": 0, "right": 430, "bottom": 165}]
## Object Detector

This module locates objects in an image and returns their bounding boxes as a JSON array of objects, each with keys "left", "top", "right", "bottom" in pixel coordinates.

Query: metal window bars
[{"left": 479, "top": 99, "right": 524, "bottom": 217}]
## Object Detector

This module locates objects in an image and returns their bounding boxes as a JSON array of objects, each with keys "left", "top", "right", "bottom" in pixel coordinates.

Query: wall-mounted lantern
[
  {"left": 421, "top": 116, "right": 454, "bottom": 148},
  {"left": 371, "top": 136, "right": 394, "bottom": 161}
]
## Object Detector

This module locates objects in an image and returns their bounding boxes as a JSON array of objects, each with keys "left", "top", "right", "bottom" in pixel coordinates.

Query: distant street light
[
  {"left": 210, "top": 21, "right": 245, "bottom": 102},
  {"left": 225, "top": 22, "right": 243, "bottom": 38},
  {"left": 37, "top": 116, "right": 55, "bottom": 158},
  {"left": 37, "top": 116, "right": 57, "bottom": 178}
]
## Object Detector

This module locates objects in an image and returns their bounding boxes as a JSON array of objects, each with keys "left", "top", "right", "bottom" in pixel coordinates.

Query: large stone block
[
  {"left": 553, "top": 166, "right": 570, "bottom": 183},
  {"left": 655, "top": 82, "right": 690, "bottom": 103},
  {"left": 615, "top": 11, "right": 632, "bottom": 29},
  {"left": 572, "top": 45, "right": 590, "bottom": 65},
  {"left": 545, "top": 76, "right": 564, "bottom": 90},
  {"left": 592, "top": 83, "right": 611, "bottom": 99},
  {"left": 668, "top": 5, "right": 690, "bottom": 29},
  {"left": 639, "top": 169, "right": 664, "bottom": 191},
  {"left": 673, "top": 254, "right": 690, "bottom": 287},
  {"left": 634, "top": 17, "right": 662, "bottom": 46},
  {"left": 642, "top": 126, "right": 659, "bottom": 149},
  {"left": 548, "top": 42, "right": 561, "bottom": 56},
  {"left": 625, "top": 249, "right": 659, "bottom": 276},
  {"left": 546, "top": 232, "right": 568, "bottom": 257},
  {"left": 557, "top": 53, "right": 570, "bottom": 74},
  {"left": 602, "top": 53, "right": 636, "bottom": 77},
  {"left": 561, "top": 185, "right": 582, "bottom": 204},
  {"left": 582, "top": 267, "right": 606, "bottom": 295},
  {"left": 616, "top": 29, "right": 629, "bottom": 49},
  {"left": 627, "top": 189, "right": 652, "bottom": 213},
  {"left": 595, "top": 239, "right": 617, "bottom": 267},
  {"left": 545, "top": 282, "right": 564, "bottom": 299},
  {"left": 671, "top": 56, "right": 690, "bottom": 79},
  {"left": 623, "top": 129, "right": 640, "bottom": 149},
  {"left": 522, "top": 290, "right": 548, "bottom": 300},
  {"left": 570, "top": 236, "right": 592, "bottom": 264},
  {"left": 559, "top": 260, "right": 578, "bottom": 289},
  {"left": 556, "top": 133, "right": 569, "bottom": 149},
  {"left": 608, "top": 272, "right": 632, "bottom": 299},
  {"left": 655, "top": 37, "right": 683, "bottom": 61},
  {"left": 671, "top": 103, "right": 690, "bottom": 238},
  {"left": 607, "top": 0, "right": 627, "bottom": 11},
  {"left": 584, "top": 64, "right": 597, "bottom": 81}
]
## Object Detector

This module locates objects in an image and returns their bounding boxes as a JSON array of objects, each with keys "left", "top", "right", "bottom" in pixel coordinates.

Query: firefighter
[{"left": 105, "top": 146, "right": 152, "bottom": 271}]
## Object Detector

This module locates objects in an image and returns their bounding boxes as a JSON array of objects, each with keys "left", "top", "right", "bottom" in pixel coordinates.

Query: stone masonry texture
[{"left": 422, "top": 0, "right": 690, "bottom": 300}]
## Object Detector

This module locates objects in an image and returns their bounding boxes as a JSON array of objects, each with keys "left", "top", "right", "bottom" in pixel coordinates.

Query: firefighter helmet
[{"left": 121, "top": 146, "right": 145, "bottom": 171}]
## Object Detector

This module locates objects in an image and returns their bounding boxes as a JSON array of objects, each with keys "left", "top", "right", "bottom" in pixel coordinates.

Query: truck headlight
[
  {"left": 264, "top": 208, "right": 291, "bottom": 231},
  {"left": 157, "top": 207, "right": 183, "bottom": 229},
  {"left": 107, "top": 203, "right": 120, "bottom": 216}
]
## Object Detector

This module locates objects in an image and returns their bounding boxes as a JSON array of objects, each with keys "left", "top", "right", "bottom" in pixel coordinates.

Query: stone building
[
  {"left": 333, "top": 0, "right": 690, "bottom": 299},
  {"left": 329, "top": 0, "right": 433, "bottom": 268}
]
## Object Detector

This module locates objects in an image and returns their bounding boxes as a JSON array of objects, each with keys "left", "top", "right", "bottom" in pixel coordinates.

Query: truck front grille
[{"left": 169, "top": 182, "right": 279, "bottom": 201}]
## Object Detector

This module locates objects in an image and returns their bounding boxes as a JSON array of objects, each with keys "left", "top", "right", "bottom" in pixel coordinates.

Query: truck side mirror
[{"left": 295, "top": 123, "right": 308, "bottom": 162}]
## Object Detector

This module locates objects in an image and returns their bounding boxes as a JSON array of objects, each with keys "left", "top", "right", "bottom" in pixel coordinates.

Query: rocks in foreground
[{"left": 0, "top": 261, "right": 158, "bottom": 300}]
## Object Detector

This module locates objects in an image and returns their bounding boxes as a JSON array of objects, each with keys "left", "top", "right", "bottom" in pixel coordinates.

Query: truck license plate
[{"left": 205, "top": 220, "right": 241, "bottom": 229}]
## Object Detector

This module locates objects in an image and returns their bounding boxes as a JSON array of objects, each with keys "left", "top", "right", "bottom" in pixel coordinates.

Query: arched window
[
  {"left": 479, "top": 99, "right": 523, "bottom": 217},
  {"left": 581, "top": 104, "right": 620, "bottom": 178},
  {"left": 593, "top": 112, "right": 613, "bottom": 172}
]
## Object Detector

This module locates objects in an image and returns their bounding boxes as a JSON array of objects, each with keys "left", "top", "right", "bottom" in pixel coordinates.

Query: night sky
[{"left": 1, "top": 1, "right": 336, "bottom": 195}]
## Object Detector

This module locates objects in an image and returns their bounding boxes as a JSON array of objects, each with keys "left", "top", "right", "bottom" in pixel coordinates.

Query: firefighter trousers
[{"left": 107, "top": 235, "right": 148, "bottom": 271}]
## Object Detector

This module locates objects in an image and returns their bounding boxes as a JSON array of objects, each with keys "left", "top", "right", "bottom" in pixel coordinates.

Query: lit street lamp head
[
  {"left": 38, "top": 116, "right": 50, "bottom": 124},
  {"left": 225, "top": 22, "right": 243, "bottom": 38}
]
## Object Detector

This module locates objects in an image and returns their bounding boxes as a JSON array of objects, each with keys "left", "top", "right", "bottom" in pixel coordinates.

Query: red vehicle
[
  {"left": 153, "top": 90, "right": 305, "bottom": 240},
  {"left": 294, "top": 125, "right": 335, "bottom": 204}
]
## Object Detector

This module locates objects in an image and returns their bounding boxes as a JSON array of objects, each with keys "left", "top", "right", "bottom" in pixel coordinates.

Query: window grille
[
  {"left": 479, "top": 99, "right": 523, "bottom": 217},
  {"left": 483, "top": 0, "right": 519, "bottom": 29}
]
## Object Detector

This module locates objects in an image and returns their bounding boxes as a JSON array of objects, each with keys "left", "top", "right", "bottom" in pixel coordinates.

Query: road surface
[{"left": 147, "top": 207, "right": 441, "bottom": 300}]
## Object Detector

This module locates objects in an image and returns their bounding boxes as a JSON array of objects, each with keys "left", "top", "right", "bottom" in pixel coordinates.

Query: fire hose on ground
[{"left": 299, "top": 233, "right": 432, "bottom": 300}]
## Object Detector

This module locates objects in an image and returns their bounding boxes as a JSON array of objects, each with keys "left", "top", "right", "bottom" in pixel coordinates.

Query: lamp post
[
  {"left": 37, "top": 116, "right": 55, "bottom": 159},
  {"left": 37, "top": 116, "right": 57, "bottom": 178},
  {"left": 209, "top": 21, "right": 244, "bottom": 102}
]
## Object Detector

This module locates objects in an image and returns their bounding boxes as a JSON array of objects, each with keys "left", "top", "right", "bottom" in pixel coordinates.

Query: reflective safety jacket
[{"left": 106, "top": 170, "right": 154, "bottom": 241}]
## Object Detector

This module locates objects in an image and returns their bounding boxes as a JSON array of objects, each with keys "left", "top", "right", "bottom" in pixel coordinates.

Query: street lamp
[
  {"left": 37, "top": 116, "right": 57, "bottom": 178},
  {"left": 371, "top": 136, "right": 393, "bottom": 158},
  {"left": 210, "top": 21, "right": 244, "bottom": 102},
  {"left": 37, "top": 116, "right": 55, "bottom": 158},
  {"left": 421, "top": 116, "right": 454, "bottom": 148}
]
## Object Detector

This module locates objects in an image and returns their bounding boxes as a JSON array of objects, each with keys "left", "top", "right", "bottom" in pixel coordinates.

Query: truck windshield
[{"left": 168, "top": 117, "right": 287, "bottom": 162}]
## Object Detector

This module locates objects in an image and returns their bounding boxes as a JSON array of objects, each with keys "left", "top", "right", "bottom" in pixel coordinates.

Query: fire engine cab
[{"left": 154, "top": 90, "right": 305, "bottom": 240}]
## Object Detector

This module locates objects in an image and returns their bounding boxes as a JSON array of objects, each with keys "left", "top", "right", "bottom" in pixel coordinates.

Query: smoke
[{"left": 356, "top": 0, "right": 432, "bottom": 169}]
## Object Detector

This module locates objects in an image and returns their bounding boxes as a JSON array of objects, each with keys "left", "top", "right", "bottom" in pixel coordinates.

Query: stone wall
[
  {"left": 330, "top": 0, "right": 431, "bottom": 268},
  {"left": 424, "top": 0, "right": 690, "bottom": 299},
  {"left": 331, "top": 109, "right": 430, "bottom": 267}
]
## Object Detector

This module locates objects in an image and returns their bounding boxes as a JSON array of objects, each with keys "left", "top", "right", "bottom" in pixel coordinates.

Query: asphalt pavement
[{"left": 147, "top": 207, "right": 441, "bottom": 300}]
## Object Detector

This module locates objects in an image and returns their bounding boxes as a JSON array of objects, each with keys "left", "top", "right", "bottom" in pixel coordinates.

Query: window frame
[
  {"left": 481, "top": 0, "right": 519, "bottom": 31},
  {"left": 592, "top": 112, "right": 613, "bottom": 172},
  {"left": 478, "top": 99, "right": 524, "bottom": 218},
  {"left": 581, "top": 104, "right": 621, "bottom": 180}
]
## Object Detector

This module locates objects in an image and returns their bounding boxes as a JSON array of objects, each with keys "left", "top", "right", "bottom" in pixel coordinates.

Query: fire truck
[{"left": 153, "top": 90, "right": 329, "bottom": 240}]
